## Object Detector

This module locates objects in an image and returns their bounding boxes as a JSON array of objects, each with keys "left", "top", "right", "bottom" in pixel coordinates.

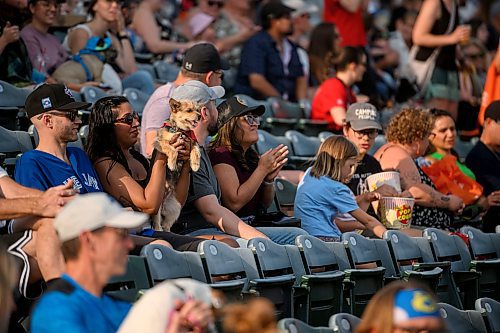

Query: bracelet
[
  {"left": 117, "top": 32, "right": 128, "bottom": 40},
  {"left": 263, "top": 180, "right": 274, "bottom": 186}
]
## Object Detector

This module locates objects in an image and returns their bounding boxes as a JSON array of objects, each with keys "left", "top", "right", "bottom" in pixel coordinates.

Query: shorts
[
  {"left": 0, "top": 230, "right": 39, "bottom": 299},
  {"left": 424, "top": 67, "right": 459, "bottom": 102}
]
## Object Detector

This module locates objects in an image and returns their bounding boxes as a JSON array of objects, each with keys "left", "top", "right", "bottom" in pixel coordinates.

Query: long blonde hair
[{"left": 310, "top": 135, "right": 358, "bottom": 181}]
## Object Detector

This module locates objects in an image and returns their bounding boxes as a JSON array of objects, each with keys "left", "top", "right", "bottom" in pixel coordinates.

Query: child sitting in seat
[{"left": 294, "top": 135, "right": 387, "bottom": 241}]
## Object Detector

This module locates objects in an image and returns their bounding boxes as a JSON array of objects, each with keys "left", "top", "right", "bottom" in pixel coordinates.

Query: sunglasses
[
  {"left": 351, "top": 128, "right": 378, "bottom": 139},
  {"left": 243, "top": 114, "right": 261, "bottom": 126},
  {"left": 465, "top": 53, "right": 485, "bottom": 59},
  {"left": 207, "top": 0, "right": 223, "bottom": 8},
  {"left": 38, "top": 110, "right": 79, "bottom": 122},
  {"left": 115, "top": 112, "right": 139, "bottom": 125}
]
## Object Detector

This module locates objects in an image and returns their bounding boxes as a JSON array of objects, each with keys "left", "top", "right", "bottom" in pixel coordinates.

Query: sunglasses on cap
[
  {"left": 207, "top": 0, "right": 223, "bottom": 8},
  {"left": 243, "top": 114, "right": 261, "bottom": 126},
  {"left": 115, "top": 112, "right": 139, "bottom": 125}
]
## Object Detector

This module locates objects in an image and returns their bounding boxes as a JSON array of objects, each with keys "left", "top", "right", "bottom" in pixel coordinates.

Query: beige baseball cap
[{"left": 54, "top": 193, "right": 148, "bottom": 243}]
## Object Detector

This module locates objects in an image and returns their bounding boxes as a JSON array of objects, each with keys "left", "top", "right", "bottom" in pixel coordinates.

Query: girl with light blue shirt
[{"left": 295, "top": 135, "right": 387, "bottom": 241}]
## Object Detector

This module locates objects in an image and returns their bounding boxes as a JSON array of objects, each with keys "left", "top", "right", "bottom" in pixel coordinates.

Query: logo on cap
[
  {"left": 185, "top": 62, "right": 192, "bottom": 70},
  {"left": 355, "top": 108, "right": 377, "bottom": 120},
  {"left": 236, "top": 96, "right": 247, "bottom": 107},
  {"left": 64, "top": 86, "right": 73, "bottom": 99},
  {"left": 42, "top": 97, "right": 52, "bottom": 109}
]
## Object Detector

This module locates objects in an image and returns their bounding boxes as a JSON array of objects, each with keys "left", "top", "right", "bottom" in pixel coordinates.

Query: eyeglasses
[
  {"left": 243, "top": 114, "right": 261, "bottom": 126},
  {"left": 214, "top": 70, "right": 224, "bottom": 81},
  {"left": 351, "top": 128, "right": 378, "bottom": 139},
  {"left": 465, "top": 53, "right": 485, "bottom": 59},
  {"left": 37, "top": 110, "right": 79, "bottom": 122},
  {"left": 207, "top": 0, "right": 223, "bottom": 8},
  {"left": 300, "top": 13, "right": 311, "bottom": 19},
  {"left": 115, "top": 112, "right": 139, "bottom": 125}
]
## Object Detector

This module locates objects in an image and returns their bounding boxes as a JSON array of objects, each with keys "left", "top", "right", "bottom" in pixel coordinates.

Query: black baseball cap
[
  {"left": 25, "top": 84, "right": 91, "bottom": 119},
  {"left": 484, "top": 100, "right": 500, "bottom": 122},
  {"left": 181, "top": 43, "right": 229, "bottom": 74},
  {"left": 217, "top": 95, "right": 265, "bottom": 128},
  {"left": 261, "top": 1, "right": 294, "bottom": 21}
]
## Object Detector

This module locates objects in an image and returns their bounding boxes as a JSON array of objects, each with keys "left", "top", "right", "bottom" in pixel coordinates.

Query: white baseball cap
[
  {"left": 170, "top": 80, "right": 225, "bottom": 105},
  {"left": 54, "top": 193, "right": 148, "bottom": 243},
  {"left": 283, "top": 0, "right": 318, "bottom": 18}
]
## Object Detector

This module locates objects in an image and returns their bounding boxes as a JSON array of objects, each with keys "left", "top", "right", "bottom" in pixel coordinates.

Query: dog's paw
[{"left": 190, "top": 145, "right": 201, "bottom": 172}]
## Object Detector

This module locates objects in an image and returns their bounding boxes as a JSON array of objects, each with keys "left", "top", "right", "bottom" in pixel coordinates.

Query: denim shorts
[{"left": 424, "top": 67, "right": 459, "bottom": 102}]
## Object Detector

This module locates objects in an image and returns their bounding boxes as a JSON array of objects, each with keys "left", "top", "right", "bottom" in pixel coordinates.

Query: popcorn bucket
[
  {"left": 379, "top": 197, "right": 415, "bottom": 229},
  {"left": 366, "top": 171, "right": 402, "bottom": 193}
]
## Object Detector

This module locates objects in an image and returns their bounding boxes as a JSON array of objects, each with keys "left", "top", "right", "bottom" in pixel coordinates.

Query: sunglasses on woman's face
[
  {"left": 243, "top": 114, "right": 261, "bottom": 126},
  {"left": 207, "top": 0, "right": 223, "bottom": 8},
  {"left": 115, "top": 112, "right": 139, "bottom": 125}
]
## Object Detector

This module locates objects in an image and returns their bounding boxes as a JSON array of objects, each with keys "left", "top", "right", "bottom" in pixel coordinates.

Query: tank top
[{"left": 415, "top": 0, "right": 458, "bottom": 71}]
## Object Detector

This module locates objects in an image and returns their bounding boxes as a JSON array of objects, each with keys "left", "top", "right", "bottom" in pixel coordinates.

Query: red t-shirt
[
  {"left": 323, "top": 0, "right": 367, "bottom": 47},
  {"left": 311, "top": 77, "right": 356, "bottom": 131}
]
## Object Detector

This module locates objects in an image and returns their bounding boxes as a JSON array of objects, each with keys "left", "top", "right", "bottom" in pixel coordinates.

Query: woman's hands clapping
[{"left": 258, "top": 144, "right": 289, "bottom": 182}]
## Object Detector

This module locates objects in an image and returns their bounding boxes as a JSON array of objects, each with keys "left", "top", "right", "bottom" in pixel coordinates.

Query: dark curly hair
[
  {"left": 386, "top": 108, "right": 432, "bottom": 145},
  {"left": 209, "top": 109, "right": 259, "bottom": 172},
  {"left": 85, "top": 95, "right": 132, "bottom": 183}
]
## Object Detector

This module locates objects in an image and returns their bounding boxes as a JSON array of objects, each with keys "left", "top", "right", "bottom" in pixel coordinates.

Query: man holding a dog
[
  {"left": 170, "top": 81, "right": 308, "bottom": 245},
  {"left": 141, "top": 42, "right": 228, "bottom": 158}
]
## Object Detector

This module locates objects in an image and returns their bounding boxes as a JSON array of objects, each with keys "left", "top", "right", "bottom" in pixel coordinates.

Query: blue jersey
[
  {"left": 31, "top": 274, "right": 132, "bottom": 333},
  {"left": 14, "top": 147, "right": 102, "bottom": 193},
  {"left": 295, "top": 168, "right": 359, "bottom": 238}
]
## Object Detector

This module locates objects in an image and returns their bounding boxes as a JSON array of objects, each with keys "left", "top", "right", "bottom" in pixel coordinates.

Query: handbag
[{"left": 407, "top": 0, "right": 456, "bottom": 90}]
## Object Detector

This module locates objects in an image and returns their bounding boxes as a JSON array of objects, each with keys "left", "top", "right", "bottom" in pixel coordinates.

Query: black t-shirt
[
  {"left": 465, "top": 141, "right": 500, "bottom": 196},
  {"left": 346, "top": 154, "right": 383, "bottom": 196}
]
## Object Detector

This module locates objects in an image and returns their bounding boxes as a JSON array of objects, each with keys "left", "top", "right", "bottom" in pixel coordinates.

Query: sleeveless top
[
  {"left": 415, "top": 0, "right": 458, "bottom": 71},
  {"left": 378, "top": 145, "right": 452, "bottom": 229}
]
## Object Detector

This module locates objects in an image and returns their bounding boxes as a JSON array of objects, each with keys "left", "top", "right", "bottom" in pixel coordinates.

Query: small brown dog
[{"left": 154, "top": 98, "right": 202, "bottom": 172}]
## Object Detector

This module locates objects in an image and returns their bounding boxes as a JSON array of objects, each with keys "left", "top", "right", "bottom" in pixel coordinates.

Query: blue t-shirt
[
  {"left": 234, "top": 30, "right": 304, "bottom": 102},
  {"left": 31, "top": 274, "right": 132, "bottom": 333},
  {"left": 295, "top": 168, "right": 359, "bottom": 238},
  {"left": 14, "top": 147, "right": 102, "bottom": 193}
]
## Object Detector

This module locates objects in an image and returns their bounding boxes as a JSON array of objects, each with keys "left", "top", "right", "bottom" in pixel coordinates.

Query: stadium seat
[
  {"left": 136, "top": 63, "right": 157, "bottom": 79},
  {"left": 274, "top": 178, "right": 297, "bottom": 211},
  {"left": 367, "top": 134, "right": 387, "bottom": 156},
  {"left": 0, "top": 80, "right": 30, "bottom": 130},
  {"left": 81, "top": 86, "right": 108, "bottom": 106},
  {"left": 277, "top": 318, "right": 332, "bottom": 333},
  {"left": 0, "top": 126, "right": 33, "bottom": 175},
  {"left": 79, "top": 125, "right": 89, "bottom": 146},
  {"left": 318, "top": 131, "right": 334, "bottom": 142},
  {"left": 255, "top": 130, "right": 309, "bottom": 170},
  {"left": 104, "top": 255, "right": 153, "bottom": 302},
  {"left": 497, "top": 225, "right": 500, "bottom": 234},
  {"left": 384, "top": 230, "right": 462, "bottom": 308},
  {"left": 140, "top": 243, "right": 207, "bottom": 284},
  {"left": 296, "top": 235, "right": 386, "bottom": 316},
  {"left": 153, "top": 60, "right": 180, "bottom": 83},
  {"left": 475, "top": 297, "right": 500, "bottom": 332},
  {"left": 285, "top": 130, "right": 321, "bottom": 157},
  {"left": 123, "top": 88, "right": 150, "bottom": 115},
  {"left": 438, "top": 303, "right": 487, "bottom": 333},
  {"left": 329, "top": 313, "right": 361, "bottom": 333},
  {"left": 423, "top": 228, "right": 482, "bottom": 309}
]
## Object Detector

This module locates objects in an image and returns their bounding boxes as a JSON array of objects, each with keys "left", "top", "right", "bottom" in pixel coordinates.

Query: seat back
[
  {"left": 342, "top": 232, "right": 398, "bottom": 278},
  {"left": 274, "top": 178, "right": 298, "bottom": 209},
  {"left": 268, "top": 98, "right": 304, "bottom": 119},
  {"left": 285, "top": 130, "right": 321, "bottom": 157},
  {"left": 295, "top": 235, "right": 342, "bottom": 273},
  {"left": 140, "top": 244, "right": 206, "bottom": 283},
  {"left": 277, "top": 318, "right": 332, "bottom": 333},
  {"left": 423, "top": 228, "right": 471, "bottom": 271},
  {"left": 0, "top": 126, "right": 33, "bottom": 174},
  {"left": 475, "top": 297, "right": 500, "bottom": 332},
  {"left": 329, "top": 313, "right": 361, "bottom": 333},
  {"left": 153, "top": 61, "right": 180, "bottom": 82},
  {"left": 198, "top": 240, "right": 251, "bottom": 283},
  {"left": 438, "top": 303, "right": 487, "bottom": 333},
  {"left": 318, "top": 131, "right": 334, "bottom": 142},
  {"left": 255, "top": 130, "right": 293, "bottom": 155},
  {"left": 81, "top": 86, "right": 108, "bottom": 105},
  {"left": 461, "top": 226, "right": 500, "bottom": 260},
  {"left": 0, "top": 80, "right": 30, "bottom": 107},
  {"left": 123, "top": 88, "right": 150, "bottom": 115},
  {"left": 105, "top": 255, "right": 153, "bottom": 302},
  {"left": 384, "top": 231, "right": 434, "bottom": 272},
  {"left": 248, "top": 238, "right": 295, "bottom": 279}
]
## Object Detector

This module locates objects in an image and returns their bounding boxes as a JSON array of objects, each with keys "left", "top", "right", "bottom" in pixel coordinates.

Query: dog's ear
[{"left": 169, "top": 98, "right": 181, "bottom": 113}]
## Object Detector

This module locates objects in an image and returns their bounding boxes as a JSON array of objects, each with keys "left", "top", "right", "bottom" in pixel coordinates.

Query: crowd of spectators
[{"left": 1, "top": 0, "right": 500, "bottom": 332}]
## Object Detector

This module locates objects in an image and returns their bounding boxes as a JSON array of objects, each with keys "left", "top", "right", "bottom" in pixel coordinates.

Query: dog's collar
[{"left": 163, "top": 120, "right": 198, "bottom": 142}]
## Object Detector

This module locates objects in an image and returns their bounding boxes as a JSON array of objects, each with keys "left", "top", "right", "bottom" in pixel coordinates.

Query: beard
[{"left": 207, "top": 121, "right": 219, "bottom": 136}]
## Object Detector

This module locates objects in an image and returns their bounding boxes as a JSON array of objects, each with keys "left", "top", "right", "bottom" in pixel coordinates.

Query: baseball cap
[
  {"left": 282, "top": 0, "right": 318, "bottom": 18},
  {"left": 217, "top": 95, "right": 265, "bottom": 128},
  {"left": 181, "top": 43, "right": 229, "bottom": 73},
  {"left": 345, "top": 102, "right": 382, "bottom": 131},
  {"left": 170, "top": 80, "right": 225, "bottom": 104},
  {"left": 484, "top": 100, "right": 500, "bottom": 122},
  {"left": 393, "top": 289, "right": 440, "bottom": 324},
  {"left": 261, "top": 1, "right": 294, "bottom": 21},
  {"left": 189, "top": 12, "right": 215, "bottom": 37},
  {"left": 54, "top": 193, "right": 148, "bottom": 243},
  {"left": 25, "top": 84, "right": 91, "bottom": 119}
]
